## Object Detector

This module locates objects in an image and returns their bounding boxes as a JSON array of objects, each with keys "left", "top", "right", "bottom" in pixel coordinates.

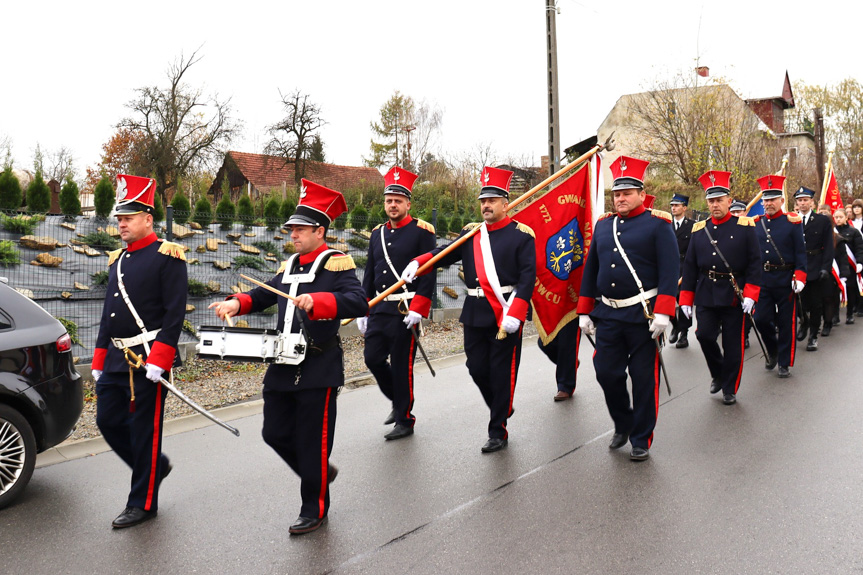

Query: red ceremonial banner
[
  {"left": 512, "top": 162, "right": 594, "bottom": 344},
  {"left": 823, "top": 168, "right": 843, "bottom": 214}
]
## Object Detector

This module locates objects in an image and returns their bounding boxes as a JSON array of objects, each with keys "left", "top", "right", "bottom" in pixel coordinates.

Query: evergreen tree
[
  {"left": 193, "top": 197, "right": 213, "bottom": 228},
  {"left": 264, "top": 197, "right": 282, "bottom": 230},
  {"left": 333, "top": 211, "right": 348, "bottom": 230},
  {"left": 94, "top": 176, "right": 115, "bottom": 219},
  {"left": 350, "top": 204, "right": 368, "bottom": 230},
  {"left": 216, "top": 195, "right": 235, "bottom": 230},
  {"left": 0, "top": 167, "right": 22, "bottom": 211},
  {"left": 436, "top": 214, "right": 448, "bottom": 237},
  {"left": 59, "top": 177, "right": 81, "bottom": 219},
  {"left": 153, "top": 193, "right": 165, "bottom": 221},
  {"left": 367, "top": 205, "right": 385, "bottom": 230},
  {"left": 237, "top": 194, "right": 255, "bottom": 228},
  {"left": 170, "top": 192, "right": 191, "bottom": 224},
  {"left": 280, "top": 197, "right": 296, "bottom": 224},
  {"left": 26, "top": 171, "right": 51, "bottom": 213},
  {"left": 449, "top": 213, "right": 463, "bottom": 233}
]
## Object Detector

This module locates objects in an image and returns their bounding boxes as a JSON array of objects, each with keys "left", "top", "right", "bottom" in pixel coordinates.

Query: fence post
[{"left": 166, "top": 205, "right": 174, "bottom": 241}]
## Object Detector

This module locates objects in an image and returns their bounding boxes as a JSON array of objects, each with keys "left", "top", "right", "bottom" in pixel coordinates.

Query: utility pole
[
  {"left": 402, "top": 125, "right": 416, "bottom": 170},
  {"left": 546, "top": 0, "right": 561, "bottom": 177},
  {"left": 814, "top": 107, "right": 825, "bottom": 186}
]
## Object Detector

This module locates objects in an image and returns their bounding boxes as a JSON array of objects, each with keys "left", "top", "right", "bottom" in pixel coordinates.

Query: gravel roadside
[{"left": 70, "top": 319, "right": 538, "bottom": 442}]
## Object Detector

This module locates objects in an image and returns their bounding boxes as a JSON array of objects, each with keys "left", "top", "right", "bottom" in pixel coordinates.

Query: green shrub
[
  {"left": 193, "top": 198, "right": 213, "bottom": 228},
  {"left": 233, "top": 255, "right": 270, "bottom": 271},
  {"left": 346, "top": 237, "right": 368, "bottom": 250},
  {"left": 80, "top": 230, "right": 121, "bottom": 250},
  {"left": 333, "top": 211, "right": 348, "bottom": 230},
  {"left": 216, "top": 195, "right": 235, "bottom": 230},
  {"left": 237, "top": 194, "right": 254, "bottom": 228},
  {"left": 188, "top": 278, "right": 210, "bottom": 297},
  {"left": 55, "top": 317, "right": 82, "bottom": 346},
  {"left": 26, "top": 172, "right": 50, "bottom": 213},
  {"left": 170, "top": 192, "right": 191, "bottom": 224},
  {"left": 368, "top": 206, "right": 385, "bottom": 230},
  {"left": 449, "top": 213, "right": 463, "bottom": 233},
  {"left": 1, "top": 214, "right": 42, "bottom": 234},
  {"left": 0, "top": 240, "right": 20, "bottom": 266},
  {"left": 182, "top": 319, "right": 198, "bottom": 337},
  {"left": 350, "top": 204, "right": 368, "bottom": 229},
  {"left": 281, "top": 198, "right": 296, "bottom": 223},
  {"left": 252, "top": 240, "right": 279, "bottom": 254},
  {"left": 436, "top": 214, "right": 448, "bottom": 236},
  {"left": 59, "top": 177, "right": 81, "bottom": 219},
  {"left": 264, "top": 197, "right": 282, "bottom": 230},
  {"left": 91, "top": 270, "right": 109, "bottom": 285},
  {"left": 353, "top": 255, "right": 368, "bottom": 268},
  {"left": 153, "top": 193, "right": 164, "bottom": 222},
  {"left": 0, "top": 167, "right": 22, "bottom": 211},
  {"left": 94, "top": 177, "right": 114, "bottom": 219}
]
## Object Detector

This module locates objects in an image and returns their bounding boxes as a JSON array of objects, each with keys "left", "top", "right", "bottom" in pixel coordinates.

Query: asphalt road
[{"left": 3, "top": 325, "right": 863, "bottom": 574}]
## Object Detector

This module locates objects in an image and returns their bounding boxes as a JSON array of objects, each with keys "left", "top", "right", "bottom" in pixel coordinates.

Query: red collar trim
[
  {"left": 711, "top": 212, "right": 733, "bottom": 225},
  {"left": 486, "top": 216, "right": 512, "bottom": 232},
  {"left": 766, "top": 210, "right": 785, "bottom": 220},
  {"left": 127, "top": 232, "right": 158, "bottom": 252},
  {"left": 387, "top": 215, "right": 413, "bottom": 229},
  {"left": 619, "top": 204, "right": 646, "bottom": 219},
  {"left": 299, "top": 244, "right": 329, "bottom": 266}
]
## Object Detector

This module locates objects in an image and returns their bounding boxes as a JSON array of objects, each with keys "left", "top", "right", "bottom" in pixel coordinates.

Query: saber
[
  {"left": 409, "top": 324, "right": 435, "bottom": 377},
  {"left": 124, "top": 349, "right": 241, "bottom": 437},
  {"left": 656, "top": 337, "right": 672, "bottom": 396}
]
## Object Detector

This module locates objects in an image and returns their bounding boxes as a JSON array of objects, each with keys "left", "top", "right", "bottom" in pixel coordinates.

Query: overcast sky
[{"left": 4, "top": 0, "right": 861, "bottom": 180}]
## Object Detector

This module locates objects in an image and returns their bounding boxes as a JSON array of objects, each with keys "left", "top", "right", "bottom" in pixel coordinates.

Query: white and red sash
[{"left": 473, "top": 222, "right": 516, "bottom": 326}]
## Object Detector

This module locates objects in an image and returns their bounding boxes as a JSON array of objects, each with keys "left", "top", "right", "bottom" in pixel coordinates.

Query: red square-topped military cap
[
  {"left": 757, "top": 174, "right": 785, "bottom": 200},
  {"left": 698, "top": 170, "right": 732, "bottom": 198},
  {"left": 609, "top": 155, "right": 649, "bottom": 191},
  {"left": 285, "top": 179, "right": 347, "bottom": 227},
  {"left": 114, "top": 174, "right": 156, "bottom": 215},
  {"left": 384, "top": 166, "right": 418, "bottom": 199},
  {"left": 478, "top": 166, "right": 514, "bottom": 199}
]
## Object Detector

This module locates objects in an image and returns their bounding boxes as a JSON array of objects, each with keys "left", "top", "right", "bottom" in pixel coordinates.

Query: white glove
[
  {"left": 401, "top": 260, "right": 419, "bottom": 284},
  {"left": 356, "top": 316, "right": 368, "bottom": 335},
  {"left": 742, "top": 297, "right": 756, "bottom": 314},
  {"left": 403, "top": 310, "right": 422, "bottom": 329},
  {"left": 649, "top": 313, "right": 671, "bottom": 340},
  {"left": 500, "top": 315, "right": 521, "bottom": 334},
  {"left": 145, "top": 363, "right": 164, "bottom": 383},
  {"left": 578, "top": 314, "right": 595, "bottom": 336},
  {"left": 857, "top": 263, "right": 862, "bottom": 274},
  {"left": 681, "top": 305, "right": 693, "bottom": 319},
  {"left": 793, "top": 280, "right": 805, "bottom": 294},
  {"left": 91, "top": 369, "right": 102, "bottom": 382}
]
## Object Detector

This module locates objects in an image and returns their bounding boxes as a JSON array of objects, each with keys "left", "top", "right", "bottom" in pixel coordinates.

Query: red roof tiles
[{"left": 223, "top": 151, "right": 384, "bottom": 192}]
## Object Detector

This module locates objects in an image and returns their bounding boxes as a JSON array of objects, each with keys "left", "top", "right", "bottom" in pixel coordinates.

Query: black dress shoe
[
  {"left": 630, "top": 447, "right": 650, "bottom": 461},
  {"left": 481, "top": 438, "right": 508, "bottom": 453},
  {"left": 832, "top": 316, "right": 840, "bottom": 326},
  {"left": 112, "top": 507, "right": 157, "bottom": 529},
  {"left": 328, "top": 463, "right": 338, "bottom": 484},
  {"left": 384, "top": 424, "right": 414, "bottom": 440},
  {"left": 797, "top": 321, "right": 809, "bottom": 341},
  {"left": 383, "top": 409, "right": 396, "bottom": 425},
  {"left": 289, "top": 515, "right": 326, "bottom": 535},
  {"left": 609, "top": 432, "right": 629, "bottom": 449},
  {"left": 857, "top": 311, "right": 863, "bottom": 318},
  {"left": 765, "top": 355, "right": 778, "bottom": 371},
  {"left": 675, "top": 336, "right": 689, "bottom": 349},
  {"left": 669, "top": 330, "right": 679, "bottom": 344},
  {"left": 778, "top": 366, "right": 791, "bottom": 378},
  {"left": 821, "top": 324, "right": 832, "bottom": 337},
  {"left": 723, "top": 393, "right": 737, "bottom": 405},
  {"left": 709, "top": 379, "right": 722, "bottom": 394},
  {"left": 847, "top": 316, "right": 855, "bottom": 325},
  {"left": 807, "top": 337, "right": 818, "bottom": 351},
  {"left": 553, "top": 390, "right": 573, "bottom": 402}
]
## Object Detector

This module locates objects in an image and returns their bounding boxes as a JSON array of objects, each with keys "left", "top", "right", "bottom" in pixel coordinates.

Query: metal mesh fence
[{"left": 0, "top": 209, "right": 469, "bottom": 362}]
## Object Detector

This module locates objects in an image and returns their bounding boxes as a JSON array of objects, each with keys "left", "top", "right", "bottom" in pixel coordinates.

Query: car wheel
[{"left": 0, "top": 404, "right": 37, "bottom": 509}]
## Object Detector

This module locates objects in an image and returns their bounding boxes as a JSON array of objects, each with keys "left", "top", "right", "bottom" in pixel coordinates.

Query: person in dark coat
[
  {"left": 577, "top": 155, "right": 679, "bottom": 461},
  {"left": 402, "top": 166, "right": 536, "bottom": 453},
  {"left": 751, "top": 175, "right": 807, "bottom": 378},
  {"left": 668, "top": 193, "right": 694, "bottom": 349},
  {"left": 357, "top": 166, "right": 437, "bottom": 439},
  {"left": 794, "top": 187, "right": 835, "bottom": 349},
  {"left": 680, "top": 170, "right": 762, "bottom": 405},
  {"left": 92, "top": 174, "right": 188, "bottom": 529},
  {"left": 209, "top": 179, "right": 368, "bottom": 535},
  {"left": 833, "top": 208, "right": 863, "bottom": 324}
]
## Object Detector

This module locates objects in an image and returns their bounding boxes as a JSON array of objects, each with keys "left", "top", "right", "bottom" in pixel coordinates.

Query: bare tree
[
  {"left": 264, "top": 89, "right": 326, "bottom": 187},
  {"left": 0, "top": 134, "right": 12, "bottom": 170},
  {"left": 119, "top": 48, "right": 241, "bottom": 204},
  {"left": 45, "top": 146, "right": 76, "bottom": 183}
]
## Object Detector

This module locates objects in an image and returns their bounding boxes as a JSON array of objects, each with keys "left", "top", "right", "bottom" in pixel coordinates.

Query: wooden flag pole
[{"left": 819, "top": 151, "right": 834, "bottom": 207}]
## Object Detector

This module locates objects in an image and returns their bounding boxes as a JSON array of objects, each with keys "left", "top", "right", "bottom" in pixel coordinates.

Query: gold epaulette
[
  {"left": 650, "top": 209, "right": 672, "bottom": 222},
  {"left": 515, "top": 222, "right": 535, "bottom": 238},
  {"left": 372, "top": 223, "right": 384, "bottom": 231},
  {"left": 416, "top": 218, "right": 435, "bottom": 234},
  {"left": 325, "top": 253, "right": 356, "bottom": 272},
  {"left": 692, "top": 220, "right": 707, "bottom": 232},
  {"left": 158, "top": 241, "right": 187, "bottom": 261},
  {"left": 787, "top": 212, "right": 802, "bottom": 224},
  {"left": 598, "top": 212, "right": 614, "bottom": 221},
  {"left": 737, "top": 216, "right": 755, "bottom": 226},
  {"left": 463, "top": 222, "right": 481, "bottom": 231},
  {"left": 107, "top": 249, "right": 123, "bottom": 266},
  {"left": 277, "top": 260, "right": 288, "bottom": 274}
]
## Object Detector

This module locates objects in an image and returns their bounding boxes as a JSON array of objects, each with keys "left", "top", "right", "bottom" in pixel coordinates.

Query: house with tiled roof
[{"left": 209, "top": 151, "right": 384, "bottom": 201}]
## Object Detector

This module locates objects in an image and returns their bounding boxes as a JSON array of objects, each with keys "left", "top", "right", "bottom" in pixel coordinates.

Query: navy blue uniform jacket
[
  {"left": 753, "top": 211, "right": 807, "bottom": 288},
  {"left": 232, "top": 245, "right": 368, "bottom": 391},
  {"left": 363, "top": 216, "right": 437, "bottom": 317},
  {"left": 801, "top": 212, "right": 836, "bottom": 278}
]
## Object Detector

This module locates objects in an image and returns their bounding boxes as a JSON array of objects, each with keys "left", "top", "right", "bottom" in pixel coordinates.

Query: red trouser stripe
[
  {"left": 734, "top": 314, "right": 745, "bottom": 393},
  {"left": 144, "top": 385, "right": 163, "bottom": 511},
  {"left": 318, "top": 387, "right": 332, "bottom": 518}
]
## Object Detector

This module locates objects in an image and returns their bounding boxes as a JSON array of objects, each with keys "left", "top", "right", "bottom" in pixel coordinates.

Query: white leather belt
[
  {"left": 377, "top": 291, "right": 416, "bottom": 301},
  {"left": 601, "top": 288, "right": 658, "bottom": 309},
  {"left": 467, "top": 286, "right": 515, "bottom": 298},
  {"left": 112, "top": 329, "right": 160, "bottom": 349}
]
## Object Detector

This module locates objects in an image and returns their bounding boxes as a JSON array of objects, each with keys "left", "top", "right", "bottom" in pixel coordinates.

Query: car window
[{"left": 0, "top": 308, "right": 12, "bottom": 331}]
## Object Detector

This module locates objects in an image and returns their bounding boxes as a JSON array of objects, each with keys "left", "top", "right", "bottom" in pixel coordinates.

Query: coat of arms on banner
[{"left": 546, "top": 217, "right": 585, "bottom": 281}]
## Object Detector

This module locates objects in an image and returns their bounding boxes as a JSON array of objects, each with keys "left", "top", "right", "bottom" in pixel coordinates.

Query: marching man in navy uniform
[
  {"left": 358, "top": 166, "right": 436, "bottom": 440},
  {"left": 209, "top": 180, "right": 367, "bottom": 535},
  {"left": 794, "top": 186, "right": 835, "bottom": 350},
  {"left": 576, "top": 156, "right": 678, "bottom": 461},
  {"left": 401, "top": 166, "right": 535, "bottom": 453},
  {"left": 752, "top": 175, "right": 806, "bottom": 378},
  {"left": 668, "top": 193, "right": 694, "bottom": 349},
  {"left": 680, "top": 170, "right": 762, "bottom": 405},
  {"left": 92, "top": 174, "right": 188, "bottom": 528}
]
